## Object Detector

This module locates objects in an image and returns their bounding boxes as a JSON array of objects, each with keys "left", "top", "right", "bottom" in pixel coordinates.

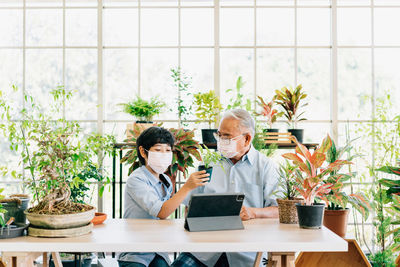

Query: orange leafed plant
[
  {"left": 256, "top": 96, "right": 282, "bottom": 128},
  {"left": 282, "top": 134, "right": 352, "bottom": 205}
]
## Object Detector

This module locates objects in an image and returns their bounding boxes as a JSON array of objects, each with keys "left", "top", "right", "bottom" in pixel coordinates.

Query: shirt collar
[
  {"left": 141, "top": 165, "right": 171, "bottom": 188},
  {"left": 241, "top": 145, "right": 257, "bottom": 166}
]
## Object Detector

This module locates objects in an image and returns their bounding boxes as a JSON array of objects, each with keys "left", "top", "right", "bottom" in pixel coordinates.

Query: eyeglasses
[{"left": 213, "top": 132, "right": 246, "bottom": 145}]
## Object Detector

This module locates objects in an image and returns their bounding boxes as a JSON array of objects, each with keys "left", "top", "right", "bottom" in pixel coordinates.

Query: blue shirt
[
  {"left": 183, "top": 145, "right": 279, "bottom": 267},
  {"left": 118, "top": 165, "right": 173, "bottom": 265}
]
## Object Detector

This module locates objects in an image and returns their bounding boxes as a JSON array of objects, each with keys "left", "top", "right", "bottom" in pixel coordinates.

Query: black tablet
[{"left": 184, "top": 193, "right": 245, "bottom": 232}]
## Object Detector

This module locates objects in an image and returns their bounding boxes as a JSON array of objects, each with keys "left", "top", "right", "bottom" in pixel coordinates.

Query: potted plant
[
  {"left": 193, "top": 90, "right": 223, "bottom": 145},
  {"left": 171, "top": 67, "right": 193, "bottom": 128},
  {"left": 225, "top": 76, "right": 252, "bottom": 111},
  {"left": 274, "top": 160, "right": 304, "bottom": 224},
  {"left": 0, "top": 189, "right": 27, "bottom": 239},
  {"left": 256, "top": 96, "right": 282, "bottom": 133},
  {"left": 322, "top": 139, "right": 371, "bottom": 238},
  {"left": 0, "top": 194, "right": 30, "bottom": 226},
  {"left": 198, "top": 145, "right": 223, "bottom": 182},
  {"left": 274, "top": 84, "right": 308, "bottom": 143},
  {"left": 119, "top": 96, "right": 166, "bottom": 139},
  {"left": 282, "top": 134, "right": 351, "bottom": 229},
  {"left": 0, "top": 86, "right": 95, "bottom": 237},
  {"left": 121, "top": 126, "right": 201, "bottom": 190}
]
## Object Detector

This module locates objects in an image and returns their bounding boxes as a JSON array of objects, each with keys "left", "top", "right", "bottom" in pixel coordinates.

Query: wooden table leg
[
  {"left": 42, "top": 252, "right": 48, "bottom": 267},
  {"left": 253, "top": 252, "right": 263, "bottom": 267},
  {"left": 51, "top": 252, "right": 63, "bottom": 267},
  {"left": 267, "top": 252, "right": 295, "bottom": 267},
  {"left": 2, "top": 252, "right": 43, "bottom": 267}
]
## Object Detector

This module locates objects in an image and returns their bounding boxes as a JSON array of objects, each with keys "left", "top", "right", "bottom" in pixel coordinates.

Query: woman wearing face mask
[{"left": 118, "top": 127, "right": 210, "bottom": 267}]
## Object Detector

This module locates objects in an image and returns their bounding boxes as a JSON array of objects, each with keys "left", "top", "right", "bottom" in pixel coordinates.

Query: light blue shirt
[
  {"left": 118, "top": 165, "right": 173, "bottom": 265},
  {"left": 183, "top": 145, "right": 279, "bottom": 267}
]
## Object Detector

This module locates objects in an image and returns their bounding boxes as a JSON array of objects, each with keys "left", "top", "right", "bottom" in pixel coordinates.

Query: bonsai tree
[
  {"left": 225, "top": 76, "right": 252, "bottom": 111},
  {"left": 119, "top": 96, "right": 165, "bottom": 122},
  {"left": 121, "top": 126, "right": 201, "bottom": 180},
  {"left": 256, "top": 96, "right": 283, "bottom": 129},
  {"left": 193, "top": 90, "right": 222, "bottom": 129},
  {"left": 324, "top": 139, "right": 371, "bottom": 218},
  {"left": 274, "top": 84, "right": 308, "bottom": 129},
  {"left": 282, "top": 134, "right": 351, "bottom": 206},
  {"left": 171, "top": 67, "right": 192, "bottom": 127}
]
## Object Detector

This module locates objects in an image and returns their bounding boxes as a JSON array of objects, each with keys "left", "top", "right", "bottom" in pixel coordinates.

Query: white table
[{"left": 0, "top": 218, "right": 348, "bottom": 267}]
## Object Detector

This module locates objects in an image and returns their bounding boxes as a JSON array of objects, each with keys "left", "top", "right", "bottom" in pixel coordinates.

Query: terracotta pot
[
  {"left": 323, "top": 208, "right": 349, "bottom": 238},
  {"left": 277, "top": 198, "right": 304, "bottom": 224},
  {"left": 91, "top": 212, "right": 107, "bottom": 225}
]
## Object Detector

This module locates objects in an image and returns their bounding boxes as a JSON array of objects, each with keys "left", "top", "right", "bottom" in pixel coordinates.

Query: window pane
[
  {"left": 297, "top": 8, "right": 330, "bottom": 46},
  {"left": 26, "top": 9, "right": 62, "bottom": 46},
  {"left": 140, "top": 48, "right": 178, "bottom": 120},
  {"left": 65, "top": 49, "right": 97, "bottom": 120},
  {"left": 26, "top": 49, "right": 63, "bottom": 116},
  {"left": 338, "top": 49, "right": 371, "bottom": 120},
  {"left": 298, "top": 49, "right": 330, "bottom": 120},
  {"left": 0, "top": 10, "right": 22, "bottom": 46},
  {"left": 374, "top": 9, "right": 400, "bottom": 45},
  {"left": 103, "top": 0, "right": 138, "bottom": 7},
  {"left": 0, "top": 0, "right": 22, "bottom": 7},
  {"left": 66, "top": 9, "right": 97, "bottom": 46},
  {"left": 338, "top": 8, "right": 371, "bottom": 45},
  {"left": 257, "top": 0, "right": 293, "bottom": 5},
  {"left": 220, "top": 8, "right": 254, "bottom": 46},
  {"left": 375, "top": 48, "right": 400, "bottom": 110},
  {"left": 66, "top": 0, "right": 97, "bottom": 6},
  {"left": 375, "top": 0, "right": 400, "bottom": 5},
  {"left": 337, "top": 0, "right": 370, "bottom": 5},
  {"left": 26, "top": 0, "right": 62, "bottom": 6},
  {"left": 104, "top": 49, "right": 138, "bottom": 120},
  {"left": 181, "top": 9, "right": 213, "bottom": 46},
  {"left": 181, "top": 0, "right": 213, "bottom": 6},
  {"left": 297, "top": 0, "right": 330, "bottom": 5},
  {"left": 256, "top": 48, "right": 294, "bottom": 97},
  {"left": 104, "top": 9, "right": 138, "bottom": 46},
  {"left": 141, "top": 9, "right": 178, "bottom": 46},
  {"left": 141, "top": 0, "right": 178, "bottom": 6},
  {"left": 220, "top": 48, "right": 254, "bottom": 109},
  {"left": 221, "top": 0, "right": 254, "bottom": 6},
  {"left": 256, "top": 8, "right": 294, "bottom": 45},
  {"left": 300, "top": 123, "right": 331, "bottom": 144}
]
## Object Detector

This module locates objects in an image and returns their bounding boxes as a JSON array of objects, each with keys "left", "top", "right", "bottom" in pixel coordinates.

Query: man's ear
[{"left": 244, "top": 133, "right": 252, "bottom": 146}]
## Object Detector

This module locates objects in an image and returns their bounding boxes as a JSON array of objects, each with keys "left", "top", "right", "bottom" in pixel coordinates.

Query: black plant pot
[
  {"left": 2, "top": 198, "right": 29, "bottom": 225},
  {"left": 201, "top": 129, "right": 217, "bottom": 146},
  {"left": 296, "top": 203, "right": 325, "bottom": 229},
  {"left": 263, "top": 128, "right": 279, "bottom": 133},
  {"left": 288, "top": 129, "right": 304, "bottom": 143},
  {"left": 136, "top": 120, "right": 153, "bottom": 124},
  {"left": 198, "top": 165, "right": 213, "bottom": 182}
]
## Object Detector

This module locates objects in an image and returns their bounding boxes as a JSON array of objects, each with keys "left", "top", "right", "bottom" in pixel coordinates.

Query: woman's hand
[{"left": 183, "top": 170, "right": 210, "bottom": 190}]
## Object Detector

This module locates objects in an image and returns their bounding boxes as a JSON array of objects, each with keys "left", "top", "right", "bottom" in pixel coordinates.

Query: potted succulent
[
  {"left": 274, "top": 84, "right": 308, "bottom": 143},
  {"left": 0, "top": 87, "right": 95, "bottom": 237},
  {"left": 198, "top": 145, "right": 223, "bottom": 182},
  {"left": 282, "top": 134, "right": 351, "bottom": 229},
  {"left": 121, "top": 126, "right": 201, "bottom": 190},
  {"left": 322, "top": 139, "right": 371, "bottom": 238},
  {"left": 171, "top": 67, "right": 193, "bottom": 128},
  {"left": 193, "top": 90, "right": 223, "bottom": 145},
  {"left": 275, "top": 160, "right": 304, "bottom": 224},
  {"left": 256, "top": 96, "right": 282, "bottom": 133},
  {"left": 119, "top": 96, "right": 166, "bottom": 139},
  {"left": 225, "top": 76, "right": 252, "bottom": 111}
]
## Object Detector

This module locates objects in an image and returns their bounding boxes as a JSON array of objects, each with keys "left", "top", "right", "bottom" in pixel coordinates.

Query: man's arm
[{"left": 240, "top": 206, "right": 278, "bottom": 220}]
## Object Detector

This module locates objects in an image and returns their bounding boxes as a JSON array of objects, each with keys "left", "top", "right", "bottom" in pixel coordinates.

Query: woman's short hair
[
  {"left": 136, "top": 126, "right": 175, "bottom": 165},
  {"left": 221, "top": 109, "right": 255, "bottom": 138}
]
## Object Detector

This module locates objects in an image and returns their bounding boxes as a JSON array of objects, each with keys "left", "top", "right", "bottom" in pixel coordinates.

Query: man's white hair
[{"left": 221, "top": 109, "right": 255, "bottom": 138}]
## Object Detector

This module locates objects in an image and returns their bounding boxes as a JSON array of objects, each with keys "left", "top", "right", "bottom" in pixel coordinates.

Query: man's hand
[{"left": 240, "top": 206, "right": 256, "bottom": 221}]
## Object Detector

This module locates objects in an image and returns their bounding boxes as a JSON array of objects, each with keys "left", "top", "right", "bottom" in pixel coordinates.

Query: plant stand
[
  {"left": 295, "top": 239, "right": 371, "bottom": 267},
  {"left": 253, "top": 252, "right": 295, "bottom": 267}
]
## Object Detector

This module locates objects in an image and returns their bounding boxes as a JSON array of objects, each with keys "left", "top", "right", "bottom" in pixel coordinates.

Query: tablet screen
[{"left": 187, "top": 193, "right": 245, "bottom": 218}]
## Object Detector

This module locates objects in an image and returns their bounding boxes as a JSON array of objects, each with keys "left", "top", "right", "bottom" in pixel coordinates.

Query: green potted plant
[
  {"left": 121, "top": 126, "right": 201, "bottom": 189},
  {"left": 171, "top": 67, "right": 192, "bottom": 128},
  {"left": 0, "top": 86, "right": 95, "bottom": 237},
  {"left": 256, "top": 96, "right": 282, "bottom": 133},
  {"left": 274, "top": 84, "right": 308, "bottom": 143},
  {"left": 193, "top": 90, "right": 223, "bottom": 145},
  {"left": 198, "top": 146, "right": 223, "bottom": 182},
  {"left": 275, "top": 160, "right": 304, "bottom": 224},
  {"left": 119, "top": 96, "right": 165, "bottom": 139},
  {"left": 225, "top": 76, "right": 252, "bottom": 111},
  {"left": 0, "top": 194, "right": 30, "bottom": 226},
  {"left": 322, "top": 138, "right": 371, "bottom": 238},
  {"left": 282, "top": 134, "right": 351, "bottom": 229},
  {"left": 0, "top": 190, "right": 27, "bottom": 239}
]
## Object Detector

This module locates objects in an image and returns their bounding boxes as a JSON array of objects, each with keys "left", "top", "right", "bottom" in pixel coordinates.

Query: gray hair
[{"left": 221, "top": 109, "right": 255, "bottom": 138}]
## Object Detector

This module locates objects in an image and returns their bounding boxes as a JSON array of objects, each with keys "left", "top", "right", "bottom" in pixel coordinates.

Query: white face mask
[
  {"left": 147, "top": 151, "right": 173, "bottom": 174},
  {"left": 217, "top": 139, "right": 240, "bottom": 159}
]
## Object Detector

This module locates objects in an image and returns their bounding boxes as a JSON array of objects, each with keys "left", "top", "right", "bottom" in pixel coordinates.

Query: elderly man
[{"left": 171, "top": 109, "right": 279, "bottom": 267}]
